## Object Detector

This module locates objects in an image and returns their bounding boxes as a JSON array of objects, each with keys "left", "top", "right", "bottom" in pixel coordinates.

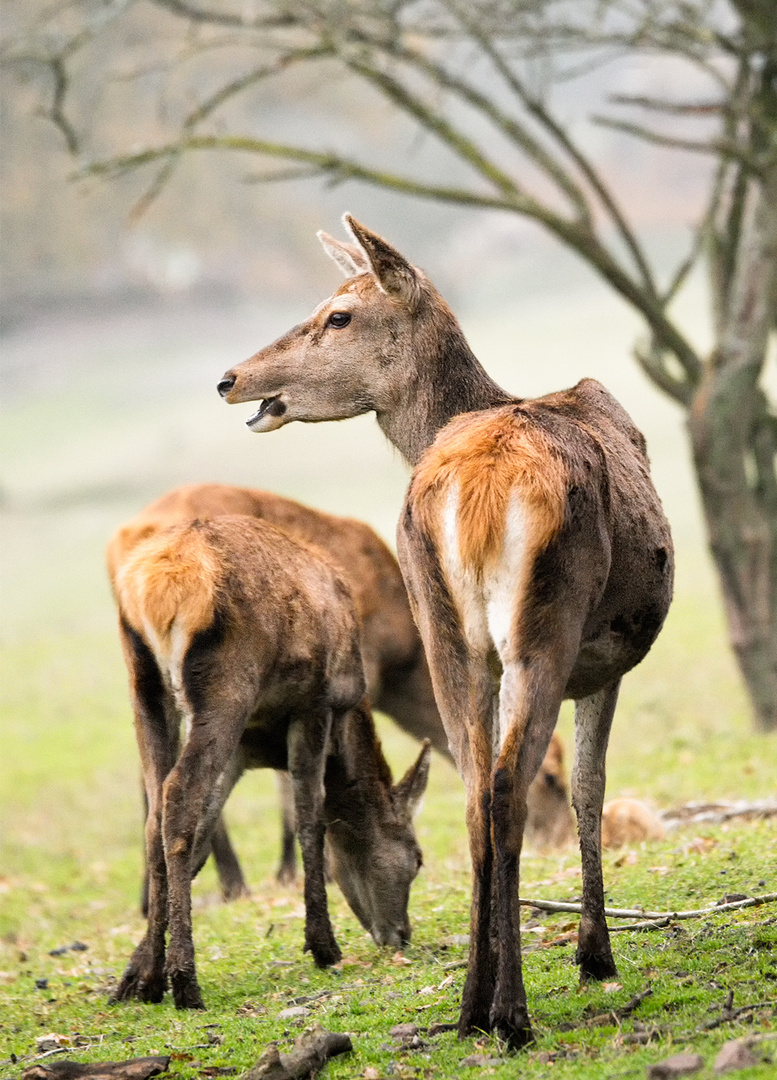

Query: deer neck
[{"left": 375, "top": 316, "right": 514, "bottom": 466}]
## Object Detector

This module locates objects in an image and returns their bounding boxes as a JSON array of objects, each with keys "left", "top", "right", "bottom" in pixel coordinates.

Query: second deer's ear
[
  {"left": 393, "top": 740, "right": 431, "bottom": 821},
  {"left": 317, "top": 231, "right": 370, "bottom": 277},
  {"left": 344, "top": 215, "right": 422, "bottom": 308}
]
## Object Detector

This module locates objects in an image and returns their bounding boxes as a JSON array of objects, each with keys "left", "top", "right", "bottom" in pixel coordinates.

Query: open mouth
[{"left": 246, "top": 396, "right": 287, "bottom": 431}]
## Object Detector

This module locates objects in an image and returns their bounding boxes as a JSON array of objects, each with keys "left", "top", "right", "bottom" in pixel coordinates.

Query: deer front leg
[
  {"left": 288, "top": 710, "right": 341, "bottom": 968},
  {"left": 572, "top": 681, "right": 620, "bottom": 981},
  {"left": 209, "top": 815, "right": 251, "bottom": 901}
]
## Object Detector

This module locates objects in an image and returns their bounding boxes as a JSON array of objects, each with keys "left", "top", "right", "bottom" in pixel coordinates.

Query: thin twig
[
  {"left": 519, "top": 892, "right": 777, "bottom": 922},
  {"left": 593, "top": 115, "right": 764, "bottom": 173}
]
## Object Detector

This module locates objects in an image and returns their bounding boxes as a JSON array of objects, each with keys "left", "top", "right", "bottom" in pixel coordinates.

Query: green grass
[
  {"left": 1, "top": 596, "right": 775, "bottom": 1079},
  {"left": 2, "top": 298, "right": 776, "bottom": 1077}
]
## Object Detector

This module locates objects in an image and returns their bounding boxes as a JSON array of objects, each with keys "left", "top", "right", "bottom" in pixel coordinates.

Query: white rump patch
[
  {"left": 441, "top": 487, "right": 531, "bottom": 751},
  {"left": 484, "top": 492, "right": 530, "bottom": 661},
  {"left": 441, "top": 489, "right": 530, "bottom": 657},
  {"left": 141, "top": 611, "right": 194, "bottom": 740},
  {"left": 441, "top": 485, "right": 488, "bottom": 654}
]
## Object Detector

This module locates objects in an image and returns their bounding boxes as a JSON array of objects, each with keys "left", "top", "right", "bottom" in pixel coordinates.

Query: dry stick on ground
[
  {"left": 520, "top": 892, "right": 777, "bottom": 928},
  {"left": 660, "top": 799, "right": 777, "bottom": 825},
  {"left": 21, "top": 1057, "right": 170, "bottom": 1080},
  {"left": 241, "top": 1027, "right": 352, "bottom": 1080},
  {"left": 559, "top": 988, "right": 655, "bottom": 1032},
  {"left": 701, "top": 990, "right": 777, "bottom": 1032}
]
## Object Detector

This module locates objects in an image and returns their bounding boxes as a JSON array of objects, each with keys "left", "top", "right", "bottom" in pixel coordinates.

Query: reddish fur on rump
[
  {"left": 115, "top": 521, "right": 220, "bottom": 643},
  {"left": 410, "top": 405, "right": 568, "bottom": 578}
]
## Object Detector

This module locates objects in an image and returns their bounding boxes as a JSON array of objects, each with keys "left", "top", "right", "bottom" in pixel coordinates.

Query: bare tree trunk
[{"left": 689, "top": 167, "right": 777, "bottom": 731}]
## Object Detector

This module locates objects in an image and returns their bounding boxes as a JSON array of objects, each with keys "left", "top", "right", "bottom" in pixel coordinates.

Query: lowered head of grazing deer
[
  {"left": 111, "top": 513, "right": 429, "bottom": 1010},
  {"left": 323, "top": 705, "right": 428, "bottom": 947},
  {"left": 219, "top": 218, "right": 674, "bottom": 1048}
]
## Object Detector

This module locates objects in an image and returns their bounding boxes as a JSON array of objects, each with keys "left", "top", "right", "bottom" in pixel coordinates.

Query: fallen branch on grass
[
  {"left": 21, "top": 1057, "right": 170, "bottom": 1080},
  {"left": 559, "top": 987, "right": 654, "bottom": 1031},
  {"left": 701, "top": 990, "right": 777, "bottom": 1031},
  {"left": 519, "top": 892, "right": 777, "bottom": 925},
  {"left": 660, "top": 799, "right": 777, "bottom": 826},
  {"left": 241, "top": 1026, "right": 352, "bottom": 1080}
]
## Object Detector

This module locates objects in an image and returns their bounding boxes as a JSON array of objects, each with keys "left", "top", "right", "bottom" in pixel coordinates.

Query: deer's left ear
[
  {"left": 318, "top": 230, "right": 370, "bottom": 277},
  {"left": 344, "top": 215, "right": 423, "bottom": 309},
  {"left": 393, "top": 740, "right": 431, "bottom": 821}
]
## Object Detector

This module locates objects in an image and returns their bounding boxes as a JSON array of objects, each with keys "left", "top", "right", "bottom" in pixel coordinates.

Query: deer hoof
[
  {"left": 112, "top": 967, "right": 166, "bottom": 1005},
  {"left": 170, "top": 971, "right": 206, "bottom": 1010},
  {"left": 491, "top": 1010, "right": 535, "bottom": 1051},
  {"left": 308, "top": 938, "right": 342, "bottom": 968},
  {"left": 576, "top": 947, "right": 618, "bottom": 982}
]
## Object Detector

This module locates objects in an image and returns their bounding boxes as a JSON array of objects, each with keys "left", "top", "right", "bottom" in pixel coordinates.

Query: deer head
[
  {"left": 218, "top": 216, "right": 426, "bottom": 430},
  {"left": 325, "top": 738, "right": 431, "bottom": 948}
]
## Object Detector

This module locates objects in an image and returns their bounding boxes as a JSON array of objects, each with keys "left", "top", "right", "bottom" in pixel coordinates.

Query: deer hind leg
[
  {"left": 458, "top": 704, "right": 498, "bottom": 1040},
  {"left": 489, "top": 661, "right": 565, "bottom": 1049},
  {"left": 287, "top": 707, "right": 341, "bottom": 968},
  {"left": 397, "top": 518, "right": 498, "bottom": 1037},
  {"left": 572, "top": 680, "right": 620, "bottom": 981},
  {"left": 114, "top": 625, "right": 179, "bottom": 1005},
  {"left": 162, "top": 714, "right": 247, "bottom": 1010}
]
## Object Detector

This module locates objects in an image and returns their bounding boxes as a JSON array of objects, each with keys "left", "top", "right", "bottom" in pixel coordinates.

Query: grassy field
[{"left": 1, "top": 283, "right": 775, "bottom": 1078}]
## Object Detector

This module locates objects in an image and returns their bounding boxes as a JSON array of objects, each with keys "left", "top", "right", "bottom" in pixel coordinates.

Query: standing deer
[
  {"left": 111, "top": 513, "right": 429, "bottom": 1010},
  {"left": 108, "top": 484, "right": 574, "bottom": 903},
  {"left": 217, "top": 217, "right": 674, "bottom": 1047}
]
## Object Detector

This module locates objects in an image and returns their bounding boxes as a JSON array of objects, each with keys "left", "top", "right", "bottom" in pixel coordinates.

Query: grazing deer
[
  {"left": 217, "top": 216, "right": 674, "bottom": 1047},
  {"left": 525, "top": 729, "right": 575, "bottom": 851},
  {"left": 111, "top": 513, "right": 430, "bottom": 1010},
  {"left": 108, "top": 484, "right": 576, "bottom": 899},
  {"left": 108, "top": 483, "right": 446, "bottom": 897}
]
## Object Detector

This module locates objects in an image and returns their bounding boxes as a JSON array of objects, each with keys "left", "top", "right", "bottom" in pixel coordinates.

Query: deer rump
[
  {"left": 111, "top": 513, "right": 429, "bottom": 1010},
  {"left": 107, "top": 483, "right": 575, "bottom": 909}
]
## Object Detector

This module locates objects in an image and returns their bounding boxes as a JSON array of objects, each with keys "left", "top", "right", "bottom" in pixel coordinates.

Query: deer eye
[{"left": 326, "top": 311, "right": 352, "bottom": 329}]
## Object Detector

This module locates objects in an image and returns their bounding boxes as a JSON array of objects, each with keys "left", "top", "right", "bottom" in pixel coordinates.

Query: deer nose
[{"left": 217, "top": 373, "right": 236, "bottom": 398}]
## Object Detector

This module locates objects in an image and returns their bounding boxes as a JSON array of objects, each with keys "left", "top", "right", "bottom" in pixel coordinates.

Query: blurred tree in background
[{"left": 3, "top": 0, "right": 776, "bottom": 728}]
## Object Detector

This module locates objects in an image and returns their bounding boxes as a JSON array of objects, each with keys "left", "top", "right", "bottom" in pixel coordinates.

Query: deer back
[{"left": 115, "top": 515, "right": 366, "bottom": 748}]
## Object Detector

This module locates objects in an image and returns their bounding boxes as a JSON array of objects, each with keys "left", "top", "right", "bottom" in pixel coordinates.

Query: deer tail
[{"left": 114, "top": 521, "right": 220, "bottom": 656}]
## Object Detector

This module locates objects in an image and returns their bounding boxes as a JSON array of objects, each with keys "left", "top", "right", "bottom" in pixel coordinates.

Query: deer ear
[
  {"left": 393, "top": 740, "right": 431, "bottom": 821},
  {"left": 344, "top": 215, "right": 423, "bottom": 308},
  {"left": 317, "top": 230, "right": 369, "bottom": 277}
]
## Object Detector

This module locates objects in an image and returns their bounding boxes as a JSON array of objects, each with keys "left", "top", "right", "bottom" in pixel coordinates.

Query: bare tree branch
[
  {"left": 440, "top": 0, "right": 659, "bottom": 297},
  {"left": 633, "top": 341, "right": 693, "bottom": 407},
  {"left": 593, "top": 115, "right": 766, "bottom": 174},
  {"left": 354, "top": 33, "right": 594, "bottom": 227},
  {"left": 610, "top": 93, "right": 724, "bottom": 115},
  {"left": 181, "top": 45, "right": 335, "bottom": 130},
  {"left": 80, "top": 134, "right": 526, "bottom": 213},
  {"left": 43, "top": 53, "right": 79, "bottom": 154},
  {"left": 148, "top": 0, "right": 297, "bottom": 30}
]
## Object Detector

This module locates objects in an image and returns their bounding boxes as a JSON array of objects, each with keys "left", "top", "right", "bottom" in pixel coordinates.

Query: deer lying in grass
[
  {"left": 218, "top": 217, "right": 674, "bottom": 1047},
  {"left": 108, "top": 484, "right": 574, "bottom": 902},
  {"left": 601, "top": 797, "right": 666, "bottom": 848},
  {"left": 111, "top": 513, "right": 429, "bottom": 1010}
]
